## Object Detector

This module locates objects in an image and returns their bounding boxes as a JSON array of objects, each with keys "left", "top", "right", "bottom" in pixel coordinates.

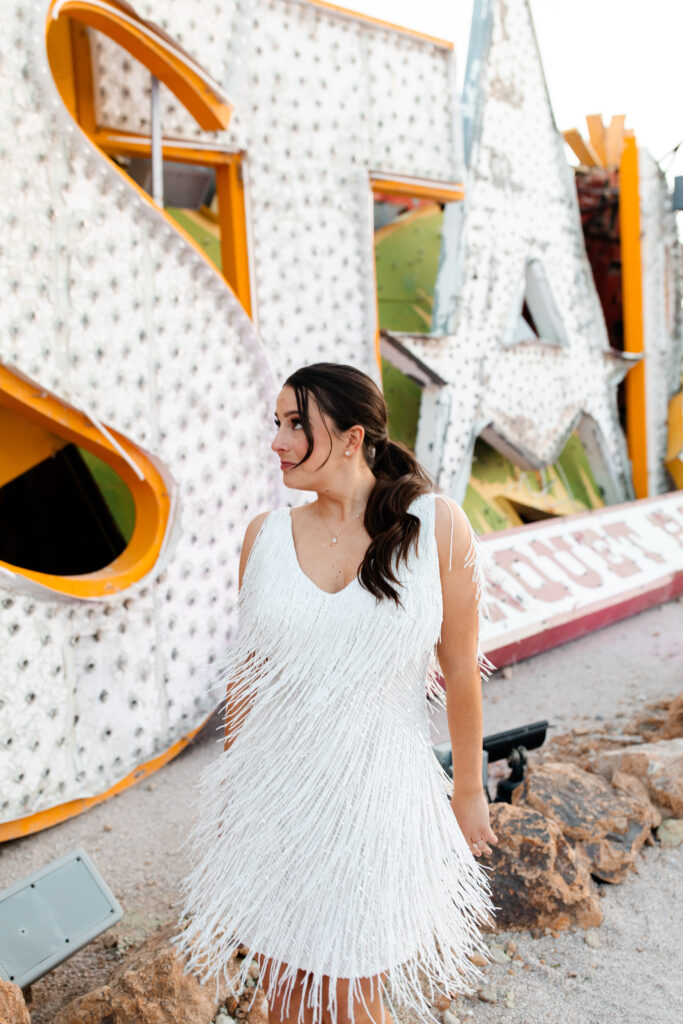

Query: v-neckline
[{"left": 286, "top": 507, "right": 362, "bottom": 598}]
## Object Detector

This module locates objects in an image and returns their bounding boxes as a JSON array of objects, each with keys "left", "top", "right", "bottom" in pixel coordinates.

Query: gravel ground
[
  {"left": 410, "top": 842, "right": 683, "bottom": 1024},
  {"left": 1, "top": 597, "right": 681, "bottom": 1023}
]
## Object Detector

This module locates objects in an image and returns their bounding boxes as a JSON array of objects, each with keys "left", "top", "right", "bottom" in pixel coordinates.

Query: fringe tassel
[{"left": 170, "top": 494, "right": 497, "bottom": 1024}]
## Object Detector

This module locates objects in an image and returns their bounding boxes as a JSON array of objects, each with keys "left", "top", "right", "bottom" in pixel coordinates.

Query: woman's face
[{"left": 271, "top": 385, "right": 339, "bottom": 482}]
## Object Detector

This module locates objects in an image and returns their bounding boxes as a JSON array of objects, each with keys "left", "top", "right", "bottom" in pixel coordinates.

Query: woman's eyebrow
[{"left": 274, "top": 410, "right": 299, "bottom": 418}]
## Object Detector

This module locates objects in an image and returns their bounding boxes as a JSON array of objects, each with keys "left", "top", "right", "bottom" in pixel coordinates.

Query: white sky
[{"left": 350, "top": 0, "right": 683, "bottom": 179}]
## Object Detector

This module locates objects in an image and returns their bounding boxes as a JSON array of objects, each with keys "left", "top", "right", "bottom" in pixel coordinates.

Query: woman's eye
[{"left": 292, "top": 419, "right": 302, "bottom": 429}]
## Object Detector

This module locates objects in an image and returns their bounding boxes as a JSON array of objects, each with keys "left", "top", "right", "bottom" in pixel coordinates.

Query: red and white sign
[{"left": 479, "top": 492, "right": 683, "bottom": 669}]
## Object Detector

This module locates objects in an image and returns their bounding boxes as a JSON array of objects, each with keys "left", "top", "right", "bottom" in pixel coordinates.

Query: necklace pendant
[{"left": 331, "top": 537, "right": 338, "bottom": 544}]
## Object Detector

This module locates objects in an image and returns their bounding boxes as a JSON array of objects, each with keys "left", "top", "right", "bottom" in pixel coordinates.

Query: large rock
[
  {"left": 511, "top": 761, "right": 658, "bottom": 883},
  {"left": 486, "top": 803, "right": 602, "bottom": 932},
  {"left": 610, "top": 770, "right": 662, "bottom": 835},
  {"left": 533, "top": 727, "right": 646, "bottom": 773},
  {"left": 663, "top": 694, "right": 683, "bottom": 740},
  {"left": 52, "top": 922, "right": 232, "bottom": 1024},
  {"left": 0, "top": 980, "right": 30, "bottom": 1024},
  {"left": 623, "top": 693, "right": 683, "bottom": 742},
  {"left": 589, "top": 738, "right": 683, "bottom": 818}
]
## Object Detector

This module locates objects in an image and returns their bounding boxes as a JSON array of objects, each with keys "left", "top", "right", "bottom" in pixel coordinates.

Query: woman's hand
[{"left": 450, "top": 787, "right": 499, "bottom": 857}]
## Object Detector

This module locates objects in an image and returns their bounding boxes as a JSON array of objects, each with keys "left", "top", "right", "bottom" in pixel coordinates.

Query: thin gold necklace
[{"left": 316, "top": 503, "right": 364, "bottom": 546}]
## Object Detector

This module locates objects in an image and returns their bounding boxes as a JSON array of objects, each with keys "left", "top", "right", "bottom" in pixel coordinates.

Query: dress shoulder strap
[
  {"left": 433, "top": 493, "right": 456, "bottom": 571},
  {"left": 241, "top": 507, "right": 280, "bottom": 582},
  {"left": 433, "top": 492, "right": 494, "bottom": 586}
]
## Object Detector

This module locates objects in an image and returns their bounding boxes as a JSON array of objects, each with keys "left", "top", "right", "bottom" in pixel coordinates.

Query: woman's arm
[
  {"left": 434, "top": 495, "right": 498, "bottom": 858},
  {"left": 223, "top": 510, "right": 271, "bottom": 753}
]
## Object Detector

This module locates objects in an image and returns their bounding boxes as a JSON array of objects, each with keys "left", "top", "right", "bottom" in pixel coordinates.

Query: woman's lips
[{"left": 280, "top": 462, "right": 294, "bottom": 469}]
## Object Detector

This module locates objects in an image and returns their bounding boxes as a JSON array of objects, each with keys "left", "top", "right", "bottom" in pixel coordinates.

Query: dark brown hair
[{"left": 283, "top": 362, "right": 434, "bottom": 607}]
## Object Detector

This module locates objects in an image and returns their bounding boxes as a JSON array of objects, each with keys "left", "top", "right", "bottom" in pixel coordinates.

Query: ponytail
[{"left": 361, "top": 437, "right": 433, "bottom": 606}]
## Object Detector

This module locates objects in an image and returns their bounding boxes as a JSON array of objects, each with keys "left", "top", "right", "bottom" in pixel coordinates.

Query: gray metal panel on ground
[{"left": 0, "top": 847, "right": 122, "bottom": 986}]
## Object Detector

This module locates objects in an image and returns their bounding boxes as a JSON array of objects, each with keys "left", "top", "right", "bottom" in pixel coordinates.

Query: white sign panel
[{"left": 479, "top": 492, "right": 683, "bottom": 666}]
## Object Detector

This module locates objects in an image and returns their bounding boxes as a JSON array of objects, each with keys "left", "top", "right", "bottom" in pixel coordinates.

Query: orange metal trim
[
  {"left": 618, "top": 133, "right": 648, "bottom": 498},
  {"left": 306, "top": 1, "right": 454, "bottom": 50},
  {"left": 605, "top": 114, "right": 626, "bottom": 168},
  {"left": 0, "top": 364, "right": 171, "bottom": 598},
  {"left": 0, "top": 713, "right": 210, "bottom": 841},
  {"left": 48, "top": 0, "right": 232, "bottom": 131},
  {"left": 69, "top": 18, "right": 97, "bottom": 134},
  {"left": 216, "top": 161, "right": 252, "bottom": 317},
  {"left": 562, "top": 128, "right": 600, "bottom": 168},
  {"left": 93, "top": 128, "right": 241, "bottom": 167},
  {"left": 0, "top": 406, "right": 68, "bottom": 487},
  {"left": 665, "top": 390, "right": 683, "bottom": 488},
  {"left": 370, "top": 177, "right": 464, "bottom": 203},
  {"left": 46, "top": 13, "right": 78, "bottom": 118},
  {"left": 585, "top": 114, "right": 607, "bottom": 167}
]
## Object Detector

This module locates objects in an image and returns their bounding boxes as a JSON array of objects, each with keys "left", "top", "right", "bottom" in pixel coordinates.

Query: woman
[{"left": 171, "top": 363, "right": 499, "bottom": 1024}]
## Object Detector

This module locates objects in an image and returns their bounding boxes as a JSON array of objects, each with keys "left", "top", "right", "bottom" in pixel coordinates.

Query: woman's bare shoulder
[{"left": 245, "top": 508, "right": 274, "bottom": 535}]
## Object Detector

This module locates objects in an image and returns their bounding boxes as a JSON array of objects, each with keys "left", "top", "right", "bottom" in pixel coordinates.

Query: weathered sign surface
[{"left": 480, "top": 492, "right": 683, "bottom": 667}]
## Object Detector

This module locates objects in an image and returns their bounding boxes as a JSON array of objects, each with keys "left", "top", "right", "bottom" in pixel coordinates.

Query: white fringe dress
[{"left": 171, "top": 491, "right": 498, "bottom": 1024}]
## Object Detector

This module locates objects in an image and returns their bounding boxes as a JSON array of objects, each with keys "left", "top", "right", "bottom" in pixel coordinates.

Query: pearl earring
[{"left": 345, "top": 450, "right": 350, "bottom": 456}]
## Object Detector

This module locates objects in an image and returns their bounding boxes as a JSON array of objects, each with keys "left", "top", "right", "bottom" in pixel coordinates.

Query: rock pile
[{"left": 482, "top": 692, "right": 683, "bottom": 935}]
